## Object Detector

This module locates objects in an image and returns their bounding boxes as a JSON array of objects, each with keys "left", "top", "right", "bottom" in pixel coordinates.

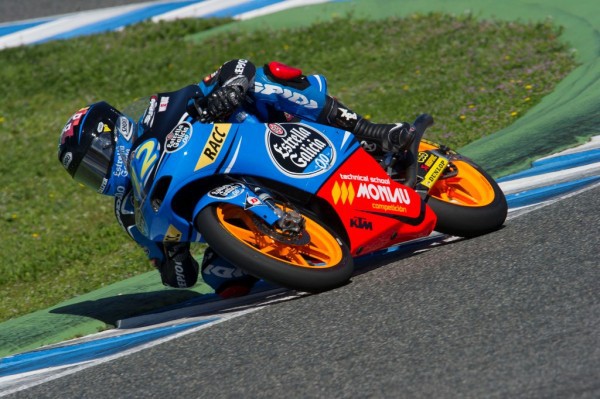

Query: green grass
[{"left": 0, "top": 13, "right": 576, "bottom": 322}]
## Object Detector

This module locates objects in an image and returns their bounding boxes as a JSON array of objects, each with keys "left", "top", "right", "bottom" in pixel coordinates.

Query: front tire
[
  {"left": 195, "top": 203, "right": 354, "bottom": 292},
  {"left": 427, "top": 158, "right": 508, "bottom": 238}
]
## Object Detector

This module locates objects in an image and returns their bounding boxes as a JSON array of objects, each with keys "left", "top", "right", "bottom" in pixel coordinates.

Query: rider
[{"left": 57, "top": 59, "right": 415, "bottom": 298}]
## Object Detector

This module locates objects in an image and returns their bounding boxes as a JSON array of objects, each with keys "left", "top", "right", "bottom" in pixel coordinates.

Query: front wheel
[
  {"left": 426, "top": 157, "right": 508, "bottom": 238},
  {"left": 195, "top": 203, "right": 354, "bottom": 292}
]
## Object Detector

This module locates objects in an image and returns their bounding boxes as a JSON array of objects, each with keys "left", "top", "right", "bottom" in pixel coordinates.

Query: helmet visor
[{"left": 73, "top": 131, "right": 115, "bottom": 192}]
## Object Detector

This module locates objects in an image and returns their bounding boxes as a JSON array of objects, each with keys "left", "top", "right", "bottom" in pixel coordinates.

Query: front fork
[{"left": 240, "top": 177, "right": 306, "bottom": 234}]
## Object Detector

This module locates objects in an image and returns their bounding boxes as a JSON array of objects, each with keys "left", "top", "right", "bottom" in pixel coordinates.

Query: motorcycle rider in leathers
[{"left": 58, "top": 59, "right": 415, "bottom": 298}]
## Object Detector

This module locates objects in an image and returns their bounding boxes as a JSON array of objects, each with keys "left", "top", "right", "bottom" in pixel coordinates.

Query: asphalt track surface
[
  {"left": 3, "top": 1, "right": 600, "bottom": 398},
  {"left": 7, "top": 187, "right": 600, "bottom": 398},
  {"left": 0, "top": 0, "right": 151, "bottom": 23}
]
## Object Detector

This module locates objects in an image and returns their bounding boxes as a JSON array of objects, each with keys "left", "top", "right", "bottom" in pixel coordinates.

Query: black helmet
[{"left": 58, "top": 102, "right": 123, "bottom": 194}]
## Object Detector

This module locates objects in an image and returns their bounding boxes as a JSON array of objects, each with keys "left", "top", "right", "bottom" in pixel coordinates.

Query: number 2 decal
[
  {"left": 136, "top": 140, "right": 159, "bottom": 180},
  {"left": 131, "top": 139, "right": 160, "bottom": 197}
]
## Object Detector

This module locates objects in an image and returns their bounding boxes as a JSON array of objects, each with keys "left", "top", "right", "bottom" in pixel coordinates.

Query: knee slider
[{"left": 201, "top": 248, "right": 257, "bottom": 296}]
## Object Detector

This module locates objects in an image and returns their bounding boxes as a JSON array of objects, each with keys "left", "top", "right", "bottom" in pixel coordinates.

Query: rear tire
[{"left": 195, "top": 203, "right": 354, "bottom": 292}]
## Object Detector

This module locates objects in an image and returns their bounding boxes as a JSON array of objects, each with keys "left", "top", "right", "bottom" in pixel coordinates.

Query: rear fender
[{"left": 192, "top": 182, "right": 281, "bottom": 225}]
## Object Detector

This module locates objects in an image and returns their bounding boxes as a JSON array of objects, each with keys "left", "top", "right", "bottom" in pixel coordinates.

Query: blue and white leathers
[
  {"left": 249, "top": 68, "right": 328, "bottom": 121},
  {"left": 199, "top": 65, "right": 329, "bottom": 123}
]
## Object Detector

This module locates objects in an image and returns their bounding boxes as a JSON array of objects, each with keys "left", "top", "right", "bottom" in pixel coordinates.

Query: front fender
[{"left": 192, "top": 182, "right": 282, "bottom": 226}]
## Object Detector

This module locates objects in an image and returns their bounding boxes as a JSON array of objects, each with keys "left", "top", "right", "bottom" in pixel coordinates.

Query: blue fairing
[
  {"left": 129, "top": 118, "right": 360, "bottom": 243},
  {"left": 192, "top": 182, "right": 282, "bottom": 227}
]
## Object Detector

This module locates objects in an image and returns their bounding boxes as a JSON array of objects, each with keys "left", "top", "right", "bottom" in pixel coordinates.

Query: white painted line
[
  {"left": 0, "top": 309, "right": 260, "bottom": 397},
  {"left": 117, "top": 286, "right": 301, "bottom": 329},
  {"left": 236, "top": 0, "right": 335, "bottom": 20},
  {"left": 152, "top": 0, "right": 253, "bottom": 21},
  {"left": 498, "top": 161, "right": 600, "bottom": 194},
  {"left": 0, "top": 4, "right": 147, "bottom": 48},
  {"left": 506, "top": 180, "right": 600, "bottom": 219}
]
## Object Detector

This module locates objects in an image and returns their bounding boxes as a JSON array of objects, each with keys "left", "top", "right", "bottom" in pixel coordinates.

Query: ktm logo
[
  {"left": 331, "top": 181, "right": 355, "bottom": 205},
  {"left": 350, "top": 217, "right": 372, "bottom": 230}
]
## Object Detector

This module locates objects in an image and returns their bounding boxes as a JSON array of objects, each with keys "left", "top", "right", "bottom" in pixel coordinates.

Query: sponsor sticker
[
  {"left": 117, "top": 116, "right": 133, "bottom": 141},
  {"left": 165, "top": 122, "right": 192, "bottom": 153},
  {"left": 244, "top": 194, "right": 262, "bottom": 209},
  {"left": 60, "top": 107, "right": 89, "bottom": 144},
  {"left": 339, "top": 108, "right": 358, "bottom": 122},
  {"left": 350, "top": 216, "right": 373, "bottom": 230},
  {"left": 268, "top": 123, "right": 285, "bottom": 136},
  {"left": 208, "top": 183, "right": 245, "bottom": 199},
  {"left": 331, "top": 181, "right": 356, "bottom": 205},
  {"left": 62, "top": 152, "right": 73, "bottom": 169},
  {"left": 422, "top": 157, "right": 447, "bottom": 188},
  {"left": 163, "top": 224, "right": 182, "bottom": 242},
  {"left": 330, "top": 180, "right": 411, "bottom": 213},
  {"left": 113, "top": 145, "right": 130, "bottom": 177},
  {"left": 356, "top": 183, "right": 411, "bottom": 205},
  {"left": 234, "top": 59, "right": 248, "bottom": 75},
  {"left": 417, "top": 151, "right": 449, "bottom": 188},
  {"left": 254, "top": 82, "right": 318, "bottom": 109},
  {"left": 98, "top": 177, "right": 108, "bottom": 194},
  {"left": 195, "top": 124, "right": 232, "bottom": 171},
  {"left": 142, "top": 96, "right": 158, "bottom": 127},
  {"left": 266, "top": 123, "right": 336, "bottom": 178},
  {"left": 159, "top": 96, "right": 169, "bottom": 112}
]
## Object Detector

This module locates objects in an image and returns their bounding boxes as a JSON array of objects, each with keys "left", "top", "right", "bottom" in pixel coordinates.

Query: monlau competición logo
[{"left": 331, "top": 181, "right": 412, "bottom": 205}]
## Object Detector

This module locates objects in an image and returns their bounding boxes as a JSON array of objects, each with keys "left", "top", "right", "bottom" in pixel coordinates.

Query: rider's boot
[
  {"left": 318, "top": 96, "right": 415, "bottom": 156},
  {"left": 156, "top": 242, "right": 199, "bottom": 288},
  {"left": 201, "top": 248, "right": 258, "bottom": 299}
]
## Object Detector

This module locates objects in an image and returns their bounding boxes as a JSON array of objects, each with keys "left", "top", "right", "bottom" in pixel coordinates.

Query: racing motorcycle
[{"left": 129, "top": 110, "right": 507, "bottom": 293}]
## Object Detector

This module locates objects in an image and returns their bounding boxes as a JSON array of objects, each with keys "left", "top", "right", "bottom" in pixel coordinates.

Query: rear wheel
[
  {"left": 426, "top": 156, "right": 507, "bottom": 238},
  {"left": 195, "top": 203, "right": 353, "bottom": 292}
]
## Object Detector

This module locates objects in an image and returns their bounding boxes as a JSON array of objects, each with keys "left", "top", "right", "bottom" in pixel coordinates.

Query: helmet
[{"left": 58, "top": 101, "right": 127, "bottom": 194}]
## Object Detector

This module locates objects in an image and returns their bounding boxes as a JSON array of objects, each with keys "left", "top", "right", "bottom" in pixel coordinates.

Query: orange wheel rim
[
  {"left": 428, "top": 160, "right": 497, "bottom": 207},
  {"left": 215, "top": 204, "right": 343, "bottom": 269}
]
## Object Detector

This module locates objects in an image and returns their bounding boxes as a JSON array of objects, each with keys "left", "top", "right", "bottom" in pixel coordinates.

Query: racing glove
[
  {"left": 389, "top": 123, "right": 415, "bottom": 151},
  {"left": 193, "top": 85, "right": 246, "bottom": 123}
]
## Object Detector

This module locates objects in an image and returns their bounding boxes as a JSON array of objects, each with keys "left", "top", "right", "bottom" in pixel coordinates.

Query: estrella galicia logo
[
  {"left": 165, "top": 122, "right": 192, "bottom": 153},
  {"left": 266, "top": 123, "right": 336, "bottom": 178},
  {"left": 208, "top": 183, "right": 245, "bottom": 199}
]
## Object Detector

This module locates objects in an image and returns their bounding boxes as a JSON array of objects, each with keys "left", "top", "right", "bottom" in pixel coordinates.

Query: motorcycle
[{"left": 128, "top": 109, "right": 507, "bottom": 293}]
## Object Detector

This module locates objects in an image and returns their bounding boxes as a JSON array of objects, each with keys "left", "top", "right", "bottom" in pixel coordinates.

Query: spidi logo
[{"left": 255, "top": 82, "right": 318, "bottom": 109}]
